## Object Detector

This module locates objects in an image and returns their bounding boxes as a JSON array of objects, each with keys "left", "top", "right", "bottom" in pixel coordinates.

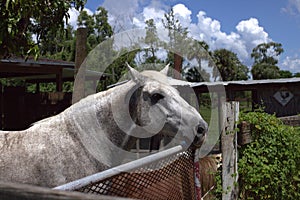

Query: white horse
[{"left": 0, "top": 64, "right": 208, "bottom": 187}]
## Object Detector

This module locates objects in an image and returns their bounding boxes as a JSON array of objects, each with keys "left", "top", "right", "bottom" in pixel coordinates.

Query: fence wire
[{"left": 72, "top": 148, "right": 196, "bottom": 200}]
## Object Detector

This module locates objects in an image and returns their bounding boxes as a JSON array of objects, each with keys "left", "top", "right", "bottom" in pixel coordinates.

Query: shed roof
[
  {"left": 190, "top": 77, "right": 300, "bottom": 93},
  {"left": 191, "top": 77, "right": 300, "bottom": 87},
  {"left": 0, "top": 58, "right": 108, "bottom": 82}
]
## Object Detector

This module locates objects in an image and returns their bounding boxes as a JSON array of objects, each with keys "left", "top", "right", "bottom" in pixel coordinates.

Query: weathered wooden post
[
  {"left": 221, "top": 101, "right": 239, "bottom": 200},
  {"left": 72, "top": 27, "right": 88, "bottom": 104},
  {"left": 173, "top": 53, "right": 182, "bottom": 79}
]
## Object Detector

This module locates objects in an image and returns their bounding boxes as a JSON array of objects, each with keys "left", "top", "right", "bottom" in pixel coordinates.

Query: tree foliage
[
  {"left": 162, "top": 8, "right": 188, "bottom": 50},
  {"left": 39, "top": 6, "right": 113, "bottom": 62},
  {"left": 251, "top": 42, "right": 284, "bottom": 65},
  {"left": 238, "top": 111, "right": 300, "bottom": 199},
  {"left": 162, "top": 8, "right": 188, "bottom": 74},
  {"left": 251, "top": 63, "right": 281, "bottom": 80},
  {"left": 213, "top": 48, "right": 249, "bottom": 81},
  {"left": 279, "top": 70, "right": 293, "bottom": 78},
  {"left": 143, "top": 19, "right": 163, "bottom": 64},
  {"left": 0, "top": 0, "right": 86, "bottom": 58},
  {"left": 251, "top": 42, "right": 284, "bottom": 80},
  {"left": 294, "top": 72, "right": 300, "bottom": 77},
  {"left": 183, "top": 41, "right": 212, "bottom": 82},
  {"left": 183, "top": 66, "right": 210, "bottom": 82}
]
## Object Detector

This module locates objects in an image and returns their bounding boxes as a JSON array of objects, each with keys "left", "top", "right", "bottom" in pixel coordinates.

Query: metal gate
[{"left": 55, "top": 145, "right": 197, "bottom": 200}]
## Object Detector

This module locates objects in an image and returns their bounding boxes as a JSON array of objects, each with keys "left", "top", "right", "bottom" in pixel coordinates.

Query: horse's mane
[
  {"left": 33, "top": 70, "right": 169, "bottom": 127},
  {"left": 32, "top": 86, "right": 117, "bottom": 127}
]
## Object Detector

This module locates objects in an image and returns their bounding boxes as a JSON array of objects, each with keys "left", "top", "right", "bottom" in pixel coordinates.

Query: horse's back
[{"left": 0, "top": 122, "right": 103, "bottom": 187}]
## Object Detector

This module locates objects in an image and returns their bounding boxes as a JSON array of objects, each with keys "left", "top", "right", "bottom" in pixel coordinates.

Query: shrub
[{"left": 238, "top": 111, "right": 300, "bottom": 199}]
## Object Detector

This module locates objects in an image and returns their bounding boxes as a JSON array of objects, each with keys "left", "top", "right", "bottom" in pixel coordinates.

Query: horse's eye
[{"left": 150, "top": 93, "right": 164, "bottom": 104}]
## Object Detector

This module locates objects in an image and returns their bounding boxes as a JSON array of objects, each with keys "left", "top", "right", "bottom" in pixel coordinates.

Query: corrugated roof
[
  {"left": 107, "top": 77, "right": 300, "bottom": 89},
  {"left": 191, "top": 77, "right": 300, "bottom": 88}
]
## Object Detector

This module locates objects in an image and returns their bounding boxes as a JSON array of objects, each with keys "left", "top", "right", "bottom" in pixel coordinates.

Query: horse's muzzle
[{"left": 192, "top": 122, "right": 208, "bottom": 148}]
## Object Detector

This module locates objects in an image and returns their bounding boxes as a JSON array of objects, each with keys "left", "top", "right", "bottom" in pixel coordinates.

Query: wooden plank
[
  {"left": 221, "top": 102, "right": 239, "bottom": 200},
  {"left": 0, "top": 182, "right": 134, "bottom": 200},
  {"left": 0, "top": 63, "right": 62, "bottom": 74}
]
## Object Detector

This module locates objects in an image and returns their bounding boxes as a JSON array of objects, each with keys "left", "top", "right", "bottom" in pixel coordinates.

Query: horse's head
[{"left": 125, "top": 64, "right": 208, "bottom": 149}]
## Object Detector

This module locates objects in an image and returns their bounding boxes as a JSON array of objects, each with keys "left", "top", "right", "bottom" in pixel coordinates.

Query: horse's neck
[
  {"left": 61, "top": 81, "right": 138, "bottom": 166},
  {"left": 63, "top": 81, "right": 135, "bottom": 133}
]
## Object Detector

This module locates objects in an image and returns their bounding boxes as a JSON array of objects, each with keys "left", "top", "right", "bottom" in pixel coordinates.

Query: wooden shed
[
  {"left": 0, "top": 58, "right": 106, "bottom": 130},
  {"left": 192, "top": 78, "right": 300, "bottom": 117}
]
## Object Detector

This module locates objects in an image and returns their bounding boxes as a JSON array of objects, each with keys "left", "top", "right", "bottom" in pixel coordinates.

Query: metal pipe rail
[{"left": 54, "top": 145, "right": 184, "bottom": 191}]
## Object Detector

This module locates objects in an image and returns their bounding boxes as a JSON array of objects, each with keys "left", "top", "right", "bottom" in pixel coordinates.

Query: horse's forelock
[{"left": 141, "top": 70, "right": 168, "bottom": 84}]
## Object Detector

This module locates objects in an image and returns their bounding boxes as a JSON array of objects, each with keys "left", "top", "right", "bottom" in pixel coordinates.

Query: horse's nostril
[
  {"left": 193, "top": 123, "right": 208, "bottom": 148},
  {"left": 197, "top": 126, "right": 205, "bottom": 134}
]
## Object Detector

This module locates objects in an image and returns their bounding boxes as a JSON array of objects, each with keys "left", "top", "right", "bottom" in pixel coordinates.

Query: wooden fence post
[
  {"left": 72, "top": 27, "right": 88, "bottom": 104},
  {"left": 221, "top": 101, "right": 239, "bottom": 200}
]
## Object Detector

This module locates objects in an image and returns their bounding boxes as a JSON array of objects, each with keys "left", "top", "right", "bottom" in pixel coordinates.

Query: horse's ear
[
  {"left": 160, "top": 63, "right": 170, "bottom": 76},
  {"left": 126, "top": 62, "right": 145, "bottom": 83}
]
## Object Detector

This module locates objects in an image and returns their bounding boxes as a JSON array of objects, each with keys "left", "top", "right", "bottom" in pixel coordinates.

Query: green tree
[
  {"left": 279, "top": 70, "right": 293, "bottom": 78},
  {"left": 183, "top": 41, "right": 212, "bottom": 82},
  {"left": 143, "top": 19, "right": 162, "bottom": 64},
  {"left": 251, "top": 63, "right": 281, "bottom": 80},
  {"left": 183, "top": 65, "right": 210, "bottom": 82},
  {"left": 96, "top": 48, "right": 139, "bottom": 91},
  {"left": 251, "top": 42, "right": 284, "bottom": 80},
  {"left": 213, "top": 49, "right": 249, "bottom": 81},
  {"left": 77, "top": 10, "right": 95, "bottom": 36},
  {"left": 293, "top": 72, "right": 300, "bottom": 77},
  {"left": 251, "top": 42, "right": 284, "bottom": 65},
  {"left": 186, "top": 41, "right": 213, "bottom": 70},
  {"left": 0, "top": 0, "right": 86, "bottom": 58},
  {"left": 94, "top": 7, "right": 113, "bottom": 44},
  {"left": 40, "top": 24, "right": 75, "bottom": 61},
  {"left": 38, "top": 6, "right": 113, "bottom": 62},
  {"left": 162, "top": 8, "right": 188, "bottom": 76}
]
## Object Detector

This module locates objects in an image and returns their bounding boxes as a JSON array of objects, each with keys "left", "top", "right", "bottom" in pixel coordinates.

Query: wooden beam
[
  {"left": 0, "top": 181, "right": 133, "bottom": 200},
  {"left": 0, "top": 63, "right": 63, "bottom": 74}
]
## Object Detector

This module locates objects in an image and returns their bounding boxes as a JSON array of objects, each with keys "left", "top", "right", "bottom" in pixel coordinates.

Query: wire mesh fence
[{"left": 56, "top": 146, "right": 197, "bottom": 200}]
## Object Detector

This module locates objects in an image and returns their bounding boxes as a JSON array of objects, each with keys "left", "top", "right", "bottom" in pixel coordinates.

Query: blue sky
[{"left": 72, "top": 0, "right": 300, "bottom": 73}]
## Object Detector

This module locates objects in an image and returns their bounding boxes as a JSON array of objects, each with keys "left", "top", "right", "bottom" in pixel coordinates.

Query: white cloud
[
  {"left": 282, "top": 0, "right": 300, "bottom": 16},
  {"left": 236, "top": 18, "right": 270, "bottom": 47},
  {"left": 172, "top": 4, "right": 192, "bottom": 28},
  {"left": 66, "top": 8, "right": 93, "bottom": 30},
  {"left": 67, "top": 8, "right": 80, "bottom": 29},
  {"left": 103, "top": 0, "right": 139, "bottom": 16},
  {"left": 281, "top": 56, "right": 300, "bottom": 73},
  {"left": 79, "top": 2, "right": 278, "bottom": 68},
  {"left": 102, "top": 0, "right": 140, "bottom": 31},
  {"left": 131, "top": 7, "right": 165, "bottom": 29},
  {"left": 124, "top": 3, "right": 273, "bottom": 66},
  {"left": 142, "top": 7, "right": 165, "bottom": 24},
  {"left": 191, "top": 11, "right": 252, "bottom": 62}
]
